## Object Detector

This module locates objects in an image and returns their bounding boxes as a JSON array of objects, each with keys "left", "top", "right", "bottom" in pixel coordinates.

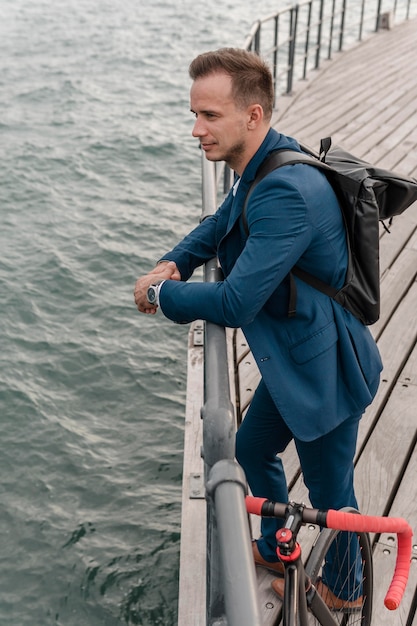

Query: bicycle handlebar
[
  {"left": 246, "top": 496, "right": 413, "bottom": 610},
  {"left": 326, "top": 508, "right": 412, "bottom": 610}
]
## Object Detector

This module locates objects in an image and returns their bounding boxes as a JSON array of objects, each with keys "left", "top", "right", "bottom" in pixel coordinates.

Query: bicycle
[{"left": 246, "top": 496, "right": 413, "bottom": 626}]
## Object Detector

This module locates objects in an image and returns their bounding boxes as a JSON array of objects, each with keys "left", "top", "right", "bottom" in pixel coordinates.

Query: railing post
[
  {"left": 199, "top": 154, "right": 263, "bottom": 626},
  {"left": 315, "top": 0, "right": 325, "bottom": 69},
  {"left": 254, "top": 21, "right": 261, "bottom": 54},
  {"left": 358, "top": 0, "right": 365, "bottom": 41},
  {"left": 273, "top": 15, "right": 280, "bottom": 105},
  {"left": 303, "top": 2, "right": 313, "bottom": 79},
  {"left": 202, "top": 281, "right": 236, "bottom": 624},
  {"left": 287, "top": 6, "right": 299, "bottom": 94},
  {"left": 200, "top": 154, "right": 238, "bottom": 624},
  {"left": 336, "top": 0, "right": 346, "bottom": 51},
  {"left": 375, "top": 0, "right": 383, "bottom": 31},
  {"left": 201, "top": 152, "right": 218, "bottom": 221},
  {"left": 202, "top": 334, "right": 235, "bottom": 624},
  {"left": 206, "top": 460, "right": 263, "bottom": 626},
  {"left": 328, "top": 0, "right": 336, "bottom": 59}
]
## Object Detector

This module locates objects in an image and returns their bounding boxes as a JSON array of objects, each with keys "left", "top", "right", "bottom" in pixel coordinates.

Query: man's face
[{"left": 190, "top": 72, "right": 250, "bottom": 174}]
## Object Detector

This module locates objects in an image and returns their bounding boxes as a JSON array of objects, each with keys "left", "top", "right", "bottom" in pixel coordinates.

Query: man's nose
[{"left": 192, "top": 117, "right": 206, "bottom": 137}]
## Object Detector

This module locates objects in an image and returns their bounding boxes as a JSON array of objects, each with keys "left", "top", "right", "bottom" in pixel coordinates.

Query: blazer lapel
[{"left": 226, "top": 178, "right": 251, "bottom": 233}]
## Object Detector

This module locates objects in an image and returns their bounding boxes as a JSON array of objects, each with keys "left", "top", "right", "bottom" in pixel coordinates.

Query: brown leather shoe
[
  {"left": 315, "top": 579, "right": 363, "bottom": 612},
  {"left": 271, "top": 577, "right": 363, "bottom": 613},
  {"left": 252, "top": 541, "right": 284, "bottom": 575}
]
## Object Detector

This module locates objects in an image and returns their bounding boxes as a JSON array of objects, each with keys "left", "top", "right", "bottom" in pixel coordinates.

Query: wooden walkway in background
[{"left": 179, "top": 18, "right": 417, "bottom": 626}]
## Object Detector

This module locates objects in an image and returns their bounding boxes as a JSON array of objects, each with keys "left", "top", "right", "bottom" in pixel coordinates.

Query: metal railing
[
  {"left": 244, "top": 0, "right": 417, "bottom": 102},
  {"left": 200, "top": 155, "right": 262, "bottom": 626}
]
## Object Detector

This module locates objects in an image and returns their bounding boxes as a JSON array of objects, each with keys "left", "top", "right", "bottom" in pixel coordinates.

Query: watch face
[{"left": 147, "top": 286, "right": 156, "bottom": 304}]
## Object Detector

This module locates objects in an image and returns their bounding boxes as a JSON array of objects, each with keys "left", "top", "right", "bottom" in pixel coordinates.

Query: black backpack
[{"left": 242, "top": 137, "right": 417, "bottom": 325}]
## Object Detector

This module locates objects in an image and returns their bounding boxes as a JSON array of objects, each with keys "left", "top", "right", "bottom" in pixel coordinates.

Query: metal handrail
[
  {"left": 200, "top": 155, "right": 262, "bottom": 625},
  {"left": 244, "top": 0, "right": 417, "bottom": 102}
]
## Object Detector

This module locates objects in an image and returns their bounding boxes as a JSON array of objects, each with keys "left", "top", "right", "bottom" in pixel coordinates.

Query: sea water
[{"left": 0, "top": 0, "right": 294, "bottom": 624}]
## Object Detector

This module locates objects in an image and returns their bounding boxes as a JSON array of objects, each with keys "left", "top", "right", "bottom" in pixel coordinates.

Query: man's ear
[{"left": 247, "top": 104, "right": 264, "bottom": 129}]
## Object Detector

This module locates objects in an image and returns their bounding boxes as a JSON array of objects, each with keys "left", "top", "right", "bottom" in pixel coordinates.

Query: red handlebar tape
[
  {"left": 245, "top": 497, "right": 413, "bottom": 611},
  {"left": 326, "top": 509, "right": 413, "bottom": 610},
  {"left": 245, "top": 495, "right": 267, "bottom": 516}
]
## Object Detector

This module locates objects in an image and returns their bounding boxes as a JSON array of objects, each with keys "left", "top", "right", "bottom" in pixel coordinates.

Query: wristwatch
[{"left": 147, "top": 281, "right": 164, "bottom": 306}]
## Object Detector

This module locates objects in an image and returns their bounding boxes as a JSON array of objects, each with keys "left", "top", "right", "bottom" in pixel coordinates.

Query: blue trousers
[{"left": 236, "top": 379, "right": 361, "bottom": 592}]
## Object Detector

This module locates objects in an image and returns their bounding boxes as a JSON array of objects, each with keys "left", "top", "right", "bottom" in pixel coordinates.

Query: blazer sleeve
[
  {"left": 159, "top": 191, "right": 233, "bottom": 281},
  {"left": 159, "top": 169, "right": 315, "bottom": 326}
]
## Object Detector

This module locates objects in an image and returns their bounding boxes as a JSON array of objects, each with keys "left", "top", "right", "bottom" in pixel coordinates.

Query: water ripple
[{"left": 0, "top": 0, "right": 289, "bottom": 622}]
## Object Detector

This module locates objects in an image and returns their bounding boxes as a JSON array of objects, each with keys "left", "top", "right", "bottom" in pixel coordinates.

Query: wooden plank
[
  {"left": 226, "top": 327, "right": 239, "bottom": 427},
  {"left": 378, "top": 207, "right": 417, "bottom": 278},
  {"left": 401, "top": 333, "right": 417, "bottom": 385},
  {"left": 238, "top": 350, "right": 260, "bottom": 415},
  {"left": 274, "top": 20, "right": 417, "bottom": 169},
  {"left": 372, "top": 542, "right": 417, "bottom": 625},
  {"left": 336, "top": 55, "right": 417, "bottom": 147},
  {"left": 357, "top": 280, "right": 417, "bottom": 449},
  {"left": 178, "top": 322, "right": 206, "bottom": 626},
  {"left": 344, "top": 90, "right": 417, "bottom": 165},
  {"left": 275, "top": 36, "right": 402, "bottom": 136},
  {"left": 354, "top": 360, "right": 417, "bottom": 518},
  {"left": 396, "top": 124, "right": 417, "bottom": 176},
  {"left": 374, "top": 248, "right": 417, "bottom": 341},
  {"left": 373, "top": 224, "right": 417, "bottom": 340},
  {"left": 234, "top": 328, "right": 251, "bottom": 363},
  {"left": 371, "top": 445, "right": 417, "bottom": 625},
  {"left": 254, "top": 567, "right": 282, "bottom": 625}
]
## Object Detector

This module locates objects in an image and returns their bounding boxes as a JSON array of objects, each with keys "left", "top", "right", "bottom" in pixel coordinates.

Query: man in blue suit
[{"left": 134, "top": 48, "right": 382, "bottom": 606}]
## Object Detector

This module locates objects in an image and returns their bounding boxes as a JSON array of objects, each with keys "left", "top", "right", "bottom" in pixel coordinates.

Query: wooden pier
[{"left": 179, "top": 17, "right": 417, "bottom": 626}]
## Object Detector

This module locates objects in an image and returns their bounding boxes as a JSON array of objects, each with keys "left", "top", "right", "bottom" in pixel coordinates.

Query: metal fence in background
[{"left": 244, "top": 0, "right": 417, "bottom": 101}]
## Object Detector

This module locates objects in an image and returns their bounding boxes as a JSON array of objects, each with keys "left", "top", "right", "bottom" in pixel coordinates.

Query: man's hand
[
  {"left": 134, "top": 261, "right": 181, "bottom": 314},
  {"left": 151, "top": 261, "right": 181, "bottom": 281}
]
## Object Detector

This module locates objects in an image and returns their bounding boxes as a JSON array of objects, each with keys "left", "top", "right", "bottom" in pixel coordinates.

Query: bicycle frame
[
  {"left": 281, "top": 560, "right": 344, "bottom": 626},
  {"left": 282, "top": 557, "right": 310, "bottom": 626},
  {"left": 276, "top": 502, "right": 347, "bottom": 626}
]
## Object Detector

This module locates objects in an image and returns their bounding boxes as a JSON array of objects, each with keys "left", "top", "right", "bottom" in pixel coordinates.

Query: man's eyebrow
[{"left": 190, "top": 108, "right": 219, "bottom": 116}]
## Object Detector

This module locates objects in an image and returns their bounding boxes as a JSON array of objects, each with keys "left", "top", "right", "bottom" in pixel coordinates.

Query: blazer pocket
[{"left": 289, "top": 322, "right": 338, "bottom": 364}]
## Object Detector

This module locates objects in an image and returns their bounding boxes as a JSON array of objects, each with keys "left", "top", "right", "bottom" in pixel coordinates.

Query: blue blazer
[{"left": 157, "top": 128, "right": 383, "bottom": 441}]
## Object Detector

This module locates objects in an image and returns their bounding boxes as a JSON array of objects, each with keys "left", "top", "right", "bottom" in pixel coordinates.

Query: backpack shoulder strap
[
  {"left": 242, "top": 149, "right": 330, "bottom": 234},
  {"left": 242, "top": 147, "right": 339, "bottom": 317}
]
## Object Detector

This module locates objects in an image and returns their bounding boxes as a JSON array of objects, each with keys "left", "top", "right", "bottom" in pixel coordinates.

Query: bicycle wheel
[{"left": 305, "top": 509, "right": 373, "bottom": 626}]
